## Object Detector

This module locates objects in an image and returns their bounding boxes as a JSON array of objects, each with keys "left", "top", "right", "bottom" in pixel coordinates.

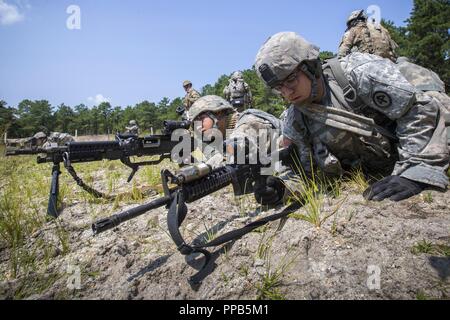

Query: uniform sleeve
[
  {"left": 338, "top": 30, "right": 355, "bottom": 58},
  {"left": 282, "top": 106, "right": 314, "bottom": 175},
  {"left": 392, "top": 93, "right": 449, "bottom": 188},
  {"left": 347, "top": 57, "right": 449, "bottom": 188}
]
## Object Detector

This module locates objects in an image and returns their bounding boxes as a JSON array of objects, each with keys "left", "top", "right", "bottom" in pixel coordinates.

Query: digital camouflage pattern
[
  {"left": 338, "top": 22, "right": 398, "bottom": 62},
  {"left": 282, "top": 52, "right": 449, "bottom": 189},
  {"left": 338, "top": 22, "right": 373, "bottom": 58},
  {"left": 125, "top": 120, "right": 140, "bottom": 135},
  {"left": 223, "top": 76, "right": 253, "bottom": 111},
  {"left": 183, "top": 87, "right": 201, "bottom": 110},
  {"left": 188, "top": 95, "right": 282, "bottom": 169},
  {"left": 43, "top": 132, "right": 75, "bottom": 148}
]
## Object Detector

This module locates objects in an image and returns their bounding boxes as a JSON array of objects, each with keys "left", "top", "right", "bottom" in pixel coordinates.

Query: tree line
[{"left": 1, "top": 0, "right": 448, "bottom": 138}]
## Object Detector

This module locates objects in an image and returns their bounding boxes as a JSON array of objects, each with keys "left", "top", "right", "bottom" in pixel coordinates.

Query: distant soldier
[
  {"left": 338, "top": 10, "right": 398, "bottom": 62},
  {"left": 187, "top": 95, "right": 282, "bottom": 169},
  {"left": 43, "top": 132, "right": 75, "bottom": 148},
  {"left": 223, "top": 71, "right": 253, "bottom": 112},
  {"left": 182, "top": 80, "right": 201, "bottom": 113},
  {"left": 6, "top": 131, "right": 47, "bottom": 149},
  {"left": 125, "top": 120, "right": 140, "bottom": 135}
]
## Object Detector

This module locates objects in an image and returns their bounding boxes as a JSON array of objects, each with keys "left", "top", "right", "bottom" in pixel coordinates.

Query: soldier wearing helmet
[
  {"left": 125, "top": 120, "right": 140, "bottom": 135},
  {"left": 182, "top": 80, "right": 201, "bottom": 116},
  {"left": 32, "top": 132, "right": 48, "bottom": 147},
  {"left": 253, "top": 31, "right": 449, "bottom": 205},
  {"left": 188, "top": 95, "right": 282, "bottom": 170},
  {"left": 223, "top": 71, "right": 253, "bottom": 112},
  {"left": 42, "top": 132, "right": 75, "bottom": 148},
  {"left": 338, "top": 9, "right": 398, "bottom": 62}
]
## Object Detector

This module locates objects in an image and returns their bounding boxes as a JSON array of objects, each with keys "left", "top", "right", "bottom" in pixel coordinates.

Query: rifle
[
  {"left": 5, "top": 120, "right": 192, "bottom": 218},
  {"left": 92, "top": 146, "right": 301, "bottom": 284}
]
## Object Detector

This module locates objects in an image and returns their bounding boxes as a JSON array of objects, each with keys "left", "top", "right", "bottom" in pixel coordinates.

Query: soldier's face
[
  {"left": 277, "top": 70, "right": 312, "bottom": 105},
  {"left": 183, "top": 85, "right": 191, "bottom": 92}
]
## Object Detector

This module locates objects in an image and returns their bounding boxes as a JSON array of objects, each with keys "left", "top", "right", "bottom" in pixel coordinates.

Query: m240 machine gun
[{"left": 5, "top": 120, "right": 192, "bottom": 217}]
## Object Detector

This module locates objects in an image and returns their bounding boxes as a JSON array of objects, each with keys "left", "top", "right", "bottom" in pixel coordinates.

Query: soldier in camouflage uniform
[
  {"left": 395, "top": 56, "right": 450, "bottom": 148},
  {"left": 223, "top": 71, "right": 253, "bottom": 112},
  {"left": 6, "top": 131, "right": 48, "bottom": 149},
  {"left": 182, "top": 80, "right": 201, "bottom": 119},
  {"left": 188, "top": 95, "right": 282, "bottom": 171},
  {"left": 125, "top": 120, "right": 140, "bottom": 135},
  {"left": 42, "top": 132, "right": 75, "bottom": 148},
  {"left": 253, "top": 31, "right": 449, "bottom": 205},
  {"left": 338, "top": 10, "right": 398, "bottom": 62}
]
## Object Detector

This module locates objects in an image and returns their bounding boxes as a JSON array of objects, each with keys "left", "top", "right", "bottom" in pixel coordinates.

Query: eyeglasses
[{"left": 272, "top": 68, "right": 300, "bottom": 94}]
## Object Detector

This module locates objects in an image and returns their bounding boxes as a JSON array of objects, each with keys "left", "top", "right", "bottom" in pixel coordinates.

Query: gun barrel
[
  {"left": 92, "top": 195, "right": 171, "bottom": 235},
  {"left": 5, "top": 148, "right": 45, "bottom": 156}
]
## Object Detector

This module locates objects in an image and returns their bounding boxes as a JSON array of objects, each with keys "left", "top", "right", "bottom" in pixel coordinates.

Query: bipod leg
[{"left": 47, "top": 163, "right": 61, "bottom": 218}]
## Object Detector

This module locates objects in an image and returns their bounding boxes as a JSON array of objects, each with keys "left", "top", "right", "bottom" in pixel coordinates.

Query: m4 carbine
[
  {"left": 92, "top": 146, "right": 301, "bottom": 284},
  {"left": 5, "top": 120, "right": 192, "bottom": 218}
]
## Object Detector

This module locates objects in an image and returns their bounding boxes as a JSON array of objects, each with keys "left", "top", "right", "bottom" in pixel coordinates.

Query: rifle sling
[
  {"left": 167, "top": 190, "right": 302, "bottom": 284},
  {"left": 64, "top": 163, "right": 115, "bottom": 200}
]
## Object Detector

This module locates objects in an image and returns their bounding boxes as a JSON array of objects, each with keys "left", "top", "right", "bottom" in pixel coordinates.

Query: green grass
[
  {"left": 0, "top": 150, "right": 170, "bottom": 282},
  {"left": 422, "top": 192, "right": 433, "bottom": 204},
  {"left": 411, "top": 239, "right": 450, "bottom": 257},
  {"left": 282, "top": 153, "right": 345, "bottom": 228},
  {"left": 343, "top": 167, "right": 369, "bottom": 193}
]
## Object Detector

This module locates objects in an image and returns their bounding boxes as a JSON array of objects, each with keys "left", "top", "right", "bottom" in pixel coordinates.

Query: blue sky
[{"left": 0, "top": 0, "right": 414, "bottom": 108}]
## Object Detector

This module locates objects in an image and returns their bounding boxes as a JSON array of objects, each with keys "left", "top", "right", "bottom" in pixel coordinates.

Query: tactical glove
[
  {"left": 363, "top": 175, "right": 425, "bottom": 202},
  {"left": 254, "top": 176, "right": 285, "bottom": 206}
]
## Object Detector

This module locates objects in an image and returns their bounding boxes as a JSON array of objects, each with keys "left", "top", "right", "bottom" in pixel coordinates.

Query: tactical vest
[{"left": 323, "top": 57, "right": 450, "bottom": 152}]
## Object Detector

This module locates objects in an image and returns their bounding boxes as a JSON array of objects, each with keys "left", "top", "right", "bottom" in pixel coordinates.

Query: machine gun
[
  {"left": 92, "top": 146, "right": 301, "bottom": 284},
  {"left": 5, "top": 120, "right": 192, "bottom": 218}
]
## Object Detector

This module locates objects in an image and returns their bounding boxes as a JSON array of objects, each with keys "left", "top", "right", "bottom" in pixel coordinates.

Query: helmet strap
[{"left": 299, "top": 60, "right": 323, "bottom": 103}]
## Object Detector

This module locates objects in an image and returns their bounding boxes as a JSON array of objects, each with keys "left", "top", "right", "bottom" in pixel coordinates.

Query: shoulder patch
[{"left": 373, "top": 91, "right": 392, "bottom": 108}]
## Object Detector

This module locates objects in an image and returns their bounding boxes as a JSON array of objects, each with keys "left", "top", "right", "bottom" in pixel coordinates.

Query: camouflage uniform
[
  {"left": 256, "top": 32, "right": 449, "bottom": 191},
  {"left": 396, "top": 57, "right": 450, "bottom": 148},
  {"left": 338, "top": 10, "right": 398, "bottom": 62},
  {"left": 6, "top": 132, "right": 48, "bottom": 149},
  {"left": 223, "top": 71, "right": 253, "bottom": 112},
  {"left": 183, "top": 88, "right": 201, "bottom": 110},
  {"left": 42, "top": 132, "right": 75, "bottom": 148},
  {"left": 188, "top": 95, "right": 282, "bottom": 169},
  {"left": 338, "top": 22, "right": 373, "bottom": 58},
  {"left": 125, "top": 120, "right": 140, "bottom": 135}
]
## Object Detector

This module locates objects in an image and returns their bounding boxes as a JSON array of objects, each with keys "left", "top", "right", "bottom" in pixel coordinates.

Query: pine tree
[{"left": 406, "top": 0, "right": 450, "bottom": 89}]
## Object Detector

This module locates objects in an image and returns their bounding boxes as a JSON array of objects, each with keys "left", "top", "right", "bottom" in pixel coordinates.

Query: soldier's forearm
[{"left": 392, "top": 94, "right": 449, "bottom": 189}]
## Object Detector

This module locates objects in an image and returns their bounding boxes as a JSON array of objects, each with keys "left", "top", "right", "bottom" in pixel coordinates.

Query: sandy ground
[{"left": 0, "top": 165, "right": 448, "bottom": 300}]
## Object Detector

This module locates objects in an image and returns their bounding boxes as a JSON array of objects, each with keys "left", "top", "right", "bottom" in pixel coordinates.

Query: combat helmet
[
  {"left": 33, "top": 132, "right": 47, "bottom": 139},
  {"left": 231, "top": 71, "right": 243, "bottom": 80},
  {"left": 347, "top": 10, "right": 367, "bottom": 28},
  {"left": 129, "top": 120, "right": 137, "bottom": 126},
  {"left": 188, "top": 95, "right": 234, "bottom": 121},
  {"left": 254, "top": 32, "right": 321, "bottom": 101},
  {"left": 183, "top": 80, "right": 192, "bottom": 87}
]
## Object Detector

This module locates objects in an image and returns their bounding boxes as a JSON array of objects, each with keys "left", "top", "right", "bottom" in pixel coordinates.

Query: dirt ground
[{"left": 0, "top": 162, "right": 448, "bottom": 300}]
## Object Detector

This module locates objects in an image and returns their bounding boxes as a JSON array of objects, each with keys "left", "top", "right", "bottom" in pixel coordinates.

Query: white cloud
[
  {"left": 88, "top": 94, "right": 110, "bottom": 105},
  {"left": 0, "top": 0, "right": 24, "bottom": 26}
]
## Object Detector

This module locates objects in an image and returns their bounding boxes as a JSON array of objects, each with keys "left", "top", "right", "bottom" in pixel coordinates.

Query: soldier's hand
[
  {"left": 363, "top": 176, "right": 425, "bottom": 202},
  {"left": 254, "top": 176, "right": 285, "bottom": 205}
]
